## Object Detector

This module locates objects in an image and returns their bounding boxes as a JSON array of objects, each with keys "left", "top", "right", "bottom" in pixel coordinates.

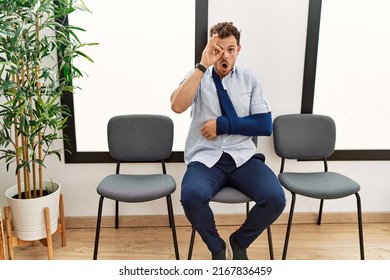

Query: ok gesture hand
[{"left": 200, "top": 34, "right": 224, "bottom": 68}]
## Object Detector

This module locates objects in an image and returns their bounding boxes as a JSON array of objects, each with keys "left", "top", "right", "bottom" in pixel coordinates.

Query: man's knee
[
  {"left": 181, "top": 187, "right": 210, "bottom": 210},
  {"left": 256, "top": 190, "right": 286, "bottom": 214},
  {"left": 268, "top": 190, "right": 286, "bottom": 215}
]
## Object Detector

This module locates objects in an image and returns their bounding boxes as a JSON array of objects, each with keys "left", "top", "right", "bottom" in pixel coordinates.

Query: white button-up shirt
[{"left": 183, "top": 65, "right": 271, "bottom": 168}]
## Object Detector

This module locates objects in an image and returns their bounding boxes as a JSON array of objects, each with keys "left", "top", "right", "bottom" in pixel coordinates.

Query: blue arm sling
[{"left": 212, "top": 68, "right": 272, "bottom": 136}]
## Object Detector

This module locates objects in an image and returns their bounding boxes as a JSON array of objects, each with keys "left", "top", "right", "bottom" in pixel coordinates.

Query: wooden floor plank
[{"left": 4, "top": 222, "right": 390, "bottom": 260}]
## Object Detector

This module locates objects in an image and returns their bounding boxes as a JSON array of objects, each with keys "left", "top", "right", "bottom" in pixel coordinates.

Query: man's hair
[{"left": 209, "top": 22, "right": 241, "bottom": 46}]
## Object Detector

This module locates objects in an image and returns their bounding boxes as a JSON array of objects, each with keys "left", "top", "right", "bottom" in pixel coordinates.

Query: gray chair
[
  {"left": 93, "top": 114, "right": 180, "bottom": 260},
  {"left": 273, "top": 114, "right": 364, "bottom": 260},
  {"left": 187, "top": 186, "right": 274, "bottom": 260}
]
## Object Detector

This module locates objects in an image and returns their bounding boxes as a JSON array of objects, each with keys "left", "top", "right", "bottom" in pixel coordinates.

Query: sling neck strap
[{"left": 212, "top": 68, "right": 238, "bottom": 118}]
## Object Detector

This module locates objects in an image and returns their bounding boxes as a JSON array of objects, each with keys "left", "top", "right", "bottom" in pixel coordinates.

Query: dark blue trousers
[{"left": 181, "top": 153, "right": 286, "bottom": 253}]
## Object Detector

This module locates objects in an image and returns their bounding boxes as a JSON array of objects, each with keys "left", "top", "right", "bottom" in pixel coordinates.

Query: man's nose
[{"left": 223, "top": 51, "right": 228, "bottom": 59}]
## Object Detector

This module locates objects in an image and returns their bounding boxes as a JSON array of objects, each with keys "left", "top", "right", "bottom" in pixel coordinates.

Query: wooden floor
[{"left": 4, "top": 218, "right": 390, "bottom": 260}]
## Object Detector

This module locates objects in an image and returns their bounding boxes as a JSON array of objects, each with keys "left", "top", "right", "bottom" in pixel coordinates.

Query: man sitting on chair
[{"left": 170, "top": 22, "right": 286, "bottom": 260}]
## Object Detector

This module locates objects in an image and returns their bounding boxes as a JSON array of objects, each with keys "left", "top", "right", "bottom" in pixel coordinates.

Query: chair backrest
[
  {"left": 107, "top": 114, "right": 174, "bottom": 162},
  {"left": 273, "top": 114, "right": 336, "bottom": 160}
]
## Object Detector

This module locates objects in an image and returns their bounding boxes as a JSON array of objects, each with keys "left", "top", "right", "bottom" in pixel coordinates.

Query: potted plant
[{"left": 0, "top": 0, "right": 94, "bottom": 245}]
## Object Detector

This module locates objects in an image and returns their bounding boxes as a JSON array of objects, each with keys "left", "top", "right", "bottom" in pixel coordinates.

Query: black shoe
[
  {"left": 228, "top": 232, "right": 249, "bottom": 260},
  {"left": 212, "top": 240, "right": 226, "bottom": 260}
]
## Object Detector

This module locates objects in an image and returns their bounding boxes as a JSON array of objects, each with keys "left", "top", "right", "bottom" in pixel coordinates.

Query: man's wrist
[{"left": 195, "top": 63, "right": 207, "bottom": 73}]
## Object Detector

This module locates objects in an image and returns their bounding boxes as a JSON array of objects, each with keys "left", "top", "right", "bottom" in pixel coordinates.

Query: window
[
  {"left": 60, "top": 0, "right": 208, "bottom": 163},
  {"left": 301, "top": 0, "right": 390, "bottom": 160}
]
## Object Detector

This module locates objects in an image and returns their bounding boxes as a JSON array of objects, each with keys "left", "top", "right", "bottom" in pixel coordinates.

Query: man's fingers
[{"left": 208, "top": 34, "right": 222, "bottom": 55}]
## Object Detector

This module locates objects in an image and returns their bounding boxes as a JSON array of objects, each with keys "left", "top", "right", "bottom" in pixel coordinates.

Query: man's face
[{"left": 213, "top": 35, "right": 241, "bottom": 78}]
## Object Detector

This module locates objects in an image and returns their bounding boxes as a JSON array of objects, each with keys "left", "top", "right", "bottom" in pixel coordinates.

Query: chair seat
[
  {"left": 278, "top": 172, "right": 360, "bottom": 199},
  {"left": 212, "top": 187, "right": 251, "bottom": 203},
  {"left": 97, "top": 174, "right": 176, "bottom": 202}
]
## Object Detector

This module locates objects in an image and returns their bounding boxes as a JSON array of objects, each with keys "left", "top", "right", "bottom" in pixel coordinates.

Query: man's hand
[
  {"left": 200, "top": 34, "right": 224, "bottom": 68},
  {"left": 201, "top": 119, "right": 217, "bottom": 140}
]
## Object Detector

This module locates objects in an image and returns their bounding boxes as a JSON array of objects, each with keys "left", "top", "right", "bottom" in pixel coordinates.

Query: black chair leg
[
  {"left": 93, "top": 196, "right": 104, "bottom": 260},
  {"left": 355, "top": 193, "right": 365, "bottom": 260},
  {"left": 282, "top": 192, "right": 364, "bottom": 260},
  {"left": 115, "top": 200, "right": 119, "bottom": 229},
  {"left": 166, "top": 195, "right": 180, "bottom": 260},
  {"left": 317, "top": 199, "right": 324, "bottom": 225},
  {"left": 266, "top": 226, "right": 274, "bottom": 260},
  {"left": 188, "top": 227, "right": 196, "bottom": 260},
  {"left": 282, "top": 192, "right": 296, "bottom": 260}
]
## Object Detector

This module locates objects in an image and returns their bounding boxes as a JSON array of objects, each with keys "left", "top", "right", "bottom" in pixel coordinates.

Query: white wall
[{"left": 1, "top": 0, "right": 390, "bottom": 217}]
